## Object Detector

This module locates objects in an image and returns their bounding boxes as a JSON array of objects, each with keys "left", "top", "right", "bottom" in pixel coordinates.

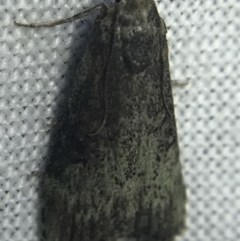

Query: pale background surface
[{"left": 1, "top": 0, "right": 240, "bottom": 240}]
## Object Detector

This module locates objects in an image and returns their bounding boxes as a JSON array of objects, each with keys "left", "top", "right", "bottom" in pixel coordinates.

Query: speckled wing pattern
[{"left": 41, "top": 0, "right": 186, "bottom": 240}]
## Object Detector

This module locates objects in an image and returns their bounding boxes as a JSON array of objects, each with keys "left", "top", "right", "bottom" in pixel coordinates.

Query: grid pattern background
[{"left": 1, "top": 0, "right": 240, "bottom": 240}]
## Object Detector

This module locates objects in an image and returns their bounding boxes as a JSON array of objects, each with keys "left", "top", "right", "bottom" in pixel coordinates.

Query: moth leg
[
  {"left": 171, "top": 80, "right": 189, "bottom": 88},
  {"left": 14, "top": 3, "right": 108, "bottom": 28}
]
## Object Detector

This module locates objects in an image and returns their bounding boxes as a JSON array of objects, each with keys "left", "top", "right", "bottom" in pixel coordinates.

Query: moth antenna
[{"left": 14, "top": 3, "right": 108, "bottom": 28}]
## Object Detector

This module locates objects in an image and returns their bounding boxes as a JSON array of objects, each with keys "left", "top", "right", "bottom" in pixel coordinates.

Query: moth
[{"left": 16, "top": 0, "right": 186, "bottom": 240}]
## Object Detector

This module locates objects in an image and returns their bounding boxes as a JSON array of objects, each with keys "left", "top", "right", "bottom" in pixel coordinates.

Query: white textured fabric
[{"left": 1, "top": 0, "right": 239, "bottom": 240}]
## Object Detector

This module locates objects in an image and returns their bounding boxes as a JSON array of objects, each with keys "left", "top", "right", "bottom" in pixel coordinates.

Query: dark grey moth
[{"left": 16, "top": 0, "right": 186, "bottom": 240}]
